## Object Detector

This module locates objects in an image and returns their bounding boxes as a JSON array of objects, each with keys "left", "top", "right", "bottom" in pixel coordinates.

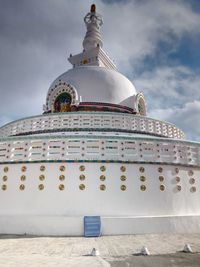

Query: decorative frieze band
[{"left": 0, "top": 135, "right": 198, "bottom": 166}]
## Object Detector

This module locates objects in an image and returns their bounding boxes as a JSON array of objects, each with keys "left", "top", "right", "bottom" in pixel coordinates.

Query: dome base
[{"left": 0, "top": 215, "right": 200, "bottom": 236}]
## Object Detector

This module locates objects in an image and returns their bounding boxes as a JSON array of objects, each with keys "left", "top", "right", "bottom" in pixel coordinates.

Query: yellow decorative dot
[
  {"left": 100, "top": 175, "right": 106, "bottom": 181},
  {"left": 1, "top": 184, "right": 7, "bottom": 191},
  {"left": 59, "top": 184, "right": 65, "bottom": 190},
  {"left": 79, "top": 184, "right": 85, "bottom": 190},
  {"left": 158, "top": 167, "right": 163, "bottom": 173},
  {"left": 19, "top": 184, "right": 25, "bottom": 191},
  {"left": 79, "top": 165, "right": 85, "bottom": 171},
  {"left": 79, "top": 174, "right": 85, "bottom": 181},
  {"left": 160, "top": 184, "right": 165, "bottom": 191},
  {"left": 177, "top": 185, "right": 181, "bottom": 191},
  {"left": 188, "top": 170, "right": 194, "bottom": 176},
  {"left": 121, "top": 185, "right": 126, "bottom": 191},
  {"left": 100, "top": 184, "right": 106, "bottom": 191},
  {"left": 59, "top": 165, "right": 65, "bottom": 172},
  {"left": 120, "top": 166, "right": 126, "bottom": 172},
  {"left": 59, "top": 175, "right": 65, "bottom": 181},
  {"left": 139, "top": 167, "right": 145, "bottom": 173},
  {"left": 21, "top": 166, "right": 27, "bottom": 172},
  {"left": 38, "top": 184, "right": 44, "bottom": 190},
  {"left": 190, "top": 186, "right": 196, "bottom": 193},
  {"left": 175, "top": 167, "right": 179, "bottom": 174},
  {"left": 159, "top": 176, "right": 164, "bottom": 182},
  {"left": 140, "top": 176, "right": 146, "bottom": 182},
  {"left": 189, "top": 178, "right": 195, "bottom": 185},
  {"left": 100, "top": 166, "right": 106, "bottom": 172},
  {"left": 40, "top": 165, "right": 45, "bottom": 171},
  {"left": 4, "top": 167, "right": 8, "bottom": 173},
  {"left": 140, "top": 185, "right": 146, "bottom": 191},
  {"left": 20, "top": 175, "right": 26, "bottom": 181},
  {"left": 176, "top": 176, "right": 181, "bottom": 183},
  {"left": 120, "top": 175, "right": 126, "bottom": 181},
  {"left": 3, "top": 176, "right": 8, "bottom": 182},
  {"left": 39, "top": 175, "right": 45, "bottom": 181}
]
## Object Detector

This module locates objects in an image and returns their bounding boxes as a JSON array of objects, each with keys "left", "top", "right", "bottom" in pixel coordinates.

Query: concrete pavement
[{"left": 0, "top": 234, "right": 200, "bottom": 266}]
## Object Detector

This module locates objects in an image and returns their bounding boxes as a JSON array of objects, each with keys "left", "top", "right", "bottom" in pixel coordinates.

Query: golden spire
[{"left": 91, "top": 4, "right": 96, "bottom": 13}]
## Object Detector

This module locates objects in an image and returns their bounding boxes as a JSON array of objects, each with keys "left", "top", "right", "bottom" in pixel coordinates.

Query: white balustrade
[{"left": 0, "top": 112, "right": 185, "bottom": 139}]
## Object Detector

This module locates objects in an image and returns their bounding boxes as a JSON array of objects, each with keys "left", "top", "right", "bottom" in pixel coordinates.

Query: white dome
[{"left": 47, "top": 66, "right": 137, "bottom": 105}]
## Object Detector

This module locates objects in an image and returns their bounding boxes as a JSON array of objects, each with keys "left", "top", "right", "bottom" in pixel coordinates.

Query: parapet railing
[
  {"left": 0, "top": 112, "right": 185, "bottom": 140},
  {"left": 0, "top": 135, "right": 198, "bottom": 166}
]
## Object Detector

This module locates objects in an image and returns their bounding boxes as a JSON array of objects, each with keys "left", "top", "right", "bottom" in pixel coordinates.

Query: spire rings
[{"left": 84, "top": 12, "right": 103, "bottom": 26}]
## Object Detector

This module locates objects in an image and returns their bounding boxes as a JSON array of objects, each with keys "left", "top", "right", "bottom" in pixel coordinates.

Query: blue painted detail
[{"left": 84, "top": 216, "right": 101, "bottom": 237}]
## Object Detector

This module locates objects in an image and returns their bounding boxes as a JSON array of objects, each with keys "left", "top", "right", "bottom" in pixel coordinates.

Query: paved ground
[
  {"left": 0, "top": 234, "right": 200, "bottom": 266},
  {"left": 109, "top": 253, "right": 200, "bottom": 267}
]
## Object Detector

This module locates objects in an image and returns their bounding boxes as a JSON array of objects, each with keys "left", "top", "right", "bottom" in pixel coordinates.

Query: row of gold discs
[
  {"left": 40, "top": 165, "right": 65, "bottom": 190},
  {"left": 2, "top": 165, "right": 65, "bottom": 173},
  {"left": 174, "top": 167, "right": 196, "bottom": 192},
  {"left": 19, "top": 174, "right": 26, "bottom": 191},
  {"left": 58, "top": 166, "right": 65, "bottom": 190},
  {"left": 158, "top": 167, "right": 197, "bottom": 193},
  {"left": 175, "top": 176, "right": 196, "bottom": 193},
  {"left": 79, "top": 165, "right": 128, "bottom": 191},
  {"left": 2, "top": 174, "right": 30, "bottom": 191},
  {"left": 158, "top": 167, "right": 165, "bottom": 192},
  {"left": 187, "top": 169, "right": 197, "bottom": 193},
  {"left": 174, "top": 168, "right": 180, "bottom": 191},
  {"left": 98, "top": 165, "right": 127, "bottom": 191},
  {"left": 139, "top": 167, "right": 146, "bottom": 191},
  {"left": 120, "top": 166, "right": 126, "bottom": 191},
  {"left": 2, "top": 165, "right": 197, "bottom": 176},
  {"left": 79, "top": 165, "right": 107, "bottom": 191},
  {"left": 1, "top": 175, "right": 8, "bottom": 191},
  {"left": 1, "top": 165, "right": 197, "bottom": 193},
  {"left": 36, "top": 175, "right": 65, "bottom": 191},
  {"left": 79, "top": 165, "right": 86, "bottom": 190}
]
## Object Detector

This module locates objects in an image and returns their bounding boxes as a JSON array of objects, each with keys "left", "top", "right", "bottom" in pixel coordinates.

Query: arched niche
[
  {"left": 45, "top": 81, "right": 79, "bottom": 113},
  {"left": 136, "top": 93, "right": 147, "bottom": 116}
]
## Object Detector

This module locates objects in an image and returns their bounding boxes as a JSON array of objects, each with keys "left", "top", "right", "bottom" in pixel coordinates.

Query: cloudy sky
[{"left": 0, "top": 0, "right": 200, "bottom": 140}]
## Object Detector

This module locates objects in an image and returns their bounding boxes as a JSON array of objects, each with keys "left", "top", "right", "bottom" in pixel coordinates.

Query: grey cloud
[
  {"left": 0, "top": 0, "right": 91, "bottom": 122},
  {"left": 135, "top": 65, "right": 200, "bottom": 140},
  {"left": 149, "top": 101, "right": 200, "bottom": 141},
  {"left": 135, "top": 66, "right": 200, "bottom": 110}
]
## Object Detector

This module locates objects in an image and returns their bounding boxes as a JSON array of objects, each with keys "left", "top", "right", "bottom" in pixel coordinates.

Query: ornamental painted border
[{"left": 45, "top": 81, "right": 79, "bottom": 112}]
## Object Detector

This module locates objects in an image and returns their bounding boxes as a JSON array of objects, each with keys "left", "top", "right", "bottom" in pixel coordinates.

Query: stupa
[{"left": 0, "top": 5, "right": 200, "bottom": 236}]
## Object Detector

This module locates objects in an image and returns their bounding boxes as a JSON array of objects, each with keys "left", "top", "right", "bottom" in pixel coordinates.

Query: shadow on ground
[{"left": 108, "top": 252, "right": 200, "bottom": 267}]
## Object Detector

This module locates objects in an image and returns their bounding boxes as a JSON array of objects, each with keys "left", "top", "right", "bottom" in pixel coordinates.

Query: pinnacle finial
[
  {"left": 83, "top": 5, "right": 103, "bottom": 50},
  {"left": 91, "top": 4, "right": 96, "bottom": 13}
]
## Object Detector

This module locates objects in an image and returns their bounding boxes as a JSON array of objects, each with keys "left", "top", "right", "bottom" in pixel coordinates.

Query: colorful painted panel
[{"left": 54, "top": 93, "right": 72, "bottom": 112}]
